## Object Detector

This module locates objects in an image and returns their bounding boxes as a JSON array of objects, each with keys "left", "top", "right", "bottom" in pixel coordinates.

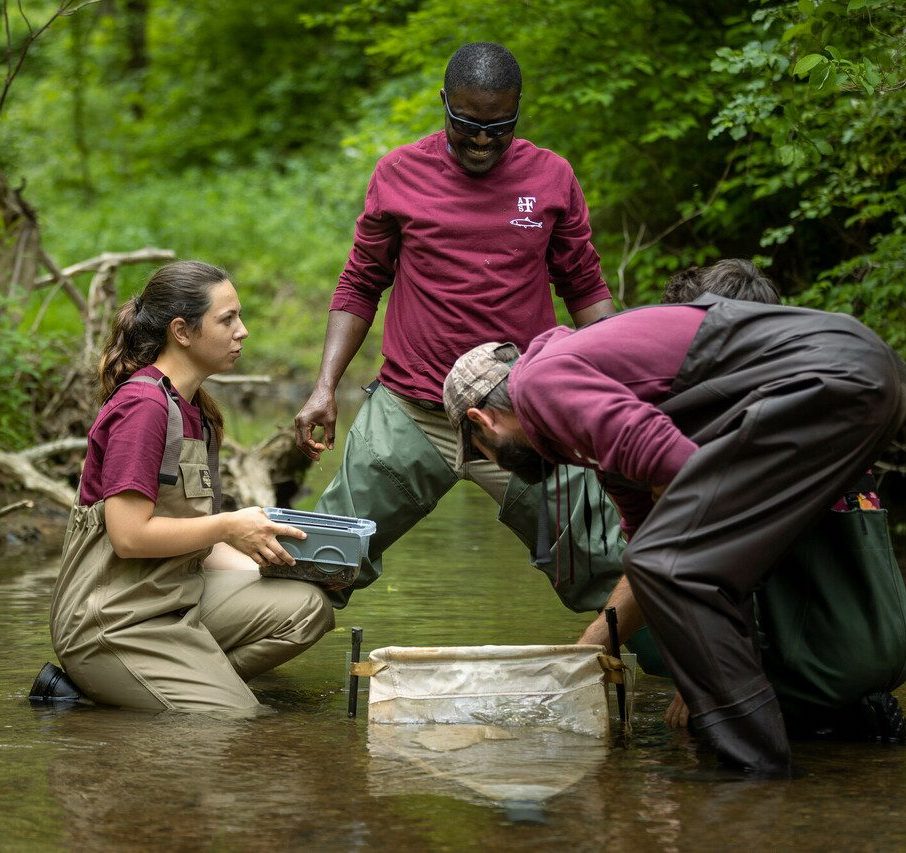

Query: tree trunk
[{"left": 123, "top": 0, "right": 149, "bottom": 119}]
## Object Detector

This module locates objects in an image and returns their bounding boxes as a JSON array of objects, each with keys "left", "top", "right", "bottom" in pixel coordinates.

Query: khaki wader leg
[
  {"left": 199, "top": 569, "right": 335, "bottom": 680},
  {"left": 75, "top": 615, "right": 264, "bottom": 713},
  {"left": 51, "top": 428, "right": 312, "bottom": 713}
]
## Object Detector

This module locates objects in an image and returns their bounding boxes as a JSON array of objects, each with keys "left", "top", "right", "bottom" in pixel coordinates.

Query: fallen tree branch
[
  {"left": 0, "top": 499, "right": 34, "bottom": 518},
  {"left": 32, "top": 247, "right": 176, "bottom": 288},
  {"left": 82, "top": 258, "right": 118, "bottom": 360},
  {"left": 221, "top": 437, "right": 278, "bottom": 508},
  {"left": 36, "top": 246, "right": 87, "bottom": 313},
  {"left": 1, "top": 429, "right": 310, "bottom": 515},
  {"left": 220, "top": 428, "right": 310, "bottom": 509},
  {"left": 39, "top": 366, "right": 86, "bottom": 422},
  {"left": 20, "top": 436, "right": 87, "bottom": 461},
  {"left": 0, "top": 448, "right": 76, "bottom": 508}
]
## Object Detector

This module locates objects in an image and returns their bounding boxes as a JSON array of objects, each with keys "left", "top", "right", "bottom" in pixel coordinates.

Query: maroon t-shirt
[
  {"left": 330, "top": 131, "right": 611, "bottom": 402},
  {"left": 78, "top": 365, "right": 203, "bottom": 506}
]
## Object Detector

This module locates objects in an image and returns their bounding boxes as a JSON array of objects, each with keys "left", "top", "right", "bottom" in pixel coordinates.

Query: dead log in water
[{"left": 0, "top": 438, "right": 85, "bottom": 508}]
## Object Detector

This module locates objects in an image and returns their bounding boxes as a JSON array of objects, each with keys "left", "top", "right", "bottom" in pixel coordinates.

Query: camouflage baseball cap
[{"left": 443, "top": 341, "right": 521, "bottom": 472}]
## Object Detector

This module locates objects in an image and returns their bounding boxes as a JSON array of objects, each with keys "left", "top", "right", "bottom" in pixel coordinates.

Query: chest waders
[
  {"left": 622, "top": 296, "right": 906, "bottom": 772},
  {"left": 49, "top": 377, "right": 262, "bottom": 712}
]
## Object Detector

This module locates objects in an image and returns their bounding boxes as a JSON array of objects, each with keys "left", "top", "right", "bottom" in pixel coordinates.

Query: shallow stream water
[{"left": 2, "top": 439, "right": 906, "bottom": 850}]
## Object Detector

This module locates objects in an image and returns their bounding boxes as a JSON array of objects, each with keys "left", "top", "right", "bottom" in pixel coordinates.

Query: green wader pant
[
  {"left": 316, "top": 385, "right": 630, "bottom": 621},
  {"left": 756, "top": 506, "right": 906, "bottom": 724},
  {"left": 50, "top": 427, "right": 334, "bottom": 713}
]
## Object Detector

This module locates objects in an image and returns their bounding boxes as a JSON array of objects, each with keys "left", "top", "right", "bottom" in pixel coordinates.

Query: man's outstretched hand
[{"left": 294, "top": 385, "right": 337, "bottom": 461}]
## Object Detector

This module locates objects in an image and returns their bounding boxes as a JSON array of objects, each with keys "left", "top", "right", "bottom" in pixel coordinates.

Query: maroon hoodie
[{"left": 508, "top": 305, "right": 707, "bottom": 538}]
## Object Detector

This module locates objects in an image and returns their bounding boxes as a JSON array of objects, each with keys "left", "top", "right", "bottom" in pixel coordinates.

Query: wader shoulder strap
[
  {"left": 534, "top": 476, "right": 553, "bottom": 566},
  {"left": 119, "top": 376, "right": 182, "bottom": 486},
  {"left": 202, "top": 415, "right": 222, "bottom": 514}
]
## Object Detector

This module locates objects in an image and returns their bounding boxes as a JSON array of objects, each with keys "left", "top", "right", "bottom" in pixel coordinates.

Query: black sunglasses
[{"left": 442, "top": 92, "right": 520, "bottom": 139}]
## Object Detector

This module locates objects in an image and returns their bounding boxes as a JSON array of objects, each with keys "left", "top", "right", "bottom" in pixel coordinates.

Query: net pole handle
[
  {"left": 605, "top": 607, "right": 627, "bottom": 725},
  {"left": 347, "top": 626, "right": 363, "bottom": 718}
]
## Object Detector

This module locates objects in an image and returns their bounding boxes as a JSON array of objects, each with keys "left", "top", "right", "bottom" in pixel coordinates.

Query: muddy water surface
[{"left": 2, "top": 478, "right": 906, "bottom": 851}]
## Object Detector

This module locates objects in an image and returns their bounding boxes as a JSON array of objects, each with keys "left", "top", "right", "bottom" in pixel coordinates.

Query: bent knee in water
[{"left": 278, "top": 581, "right": 336, "bottom": 642}]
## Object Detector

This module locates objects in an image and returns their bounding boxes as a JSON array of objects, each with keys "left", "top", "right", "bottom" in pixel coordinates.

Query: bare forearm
[
  {"left": 578, "top": 574, "right": 645, "bottom": 652},
  {"left": 105, "top": 494, "right": 303, "bottom": 565},
  {"left": 606, "top": 574, "right": 646, "bottom": 641},
  {"left": 294, "top": 309, "right": 371, "bottom": 458},
  {"left": 315, "top": 310, "right": 371, "bottom": 391},
  {"left": 108, "top": 511, "right": 233, "bottom": 558}
]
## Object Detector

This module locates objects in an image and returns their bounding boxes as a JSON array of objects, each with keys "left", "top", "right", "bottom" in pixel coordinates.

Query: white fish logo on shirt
[{"left": 511, "top": 196, "right": 543, "bottom": 228}]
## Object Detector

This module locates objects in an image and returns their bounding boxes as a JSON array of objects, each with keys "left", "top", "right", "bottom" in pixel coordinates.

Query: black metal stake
[
  {"left": 347, "top": 626, "right": 363, "bottom": 718},
  {"left": 604, "top": 607, "right": 627, "bottom": 725}
]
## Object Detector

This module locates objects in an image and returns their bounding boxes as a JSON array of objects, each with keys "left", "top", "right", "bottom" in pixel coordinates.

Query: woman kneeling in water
[{"left": 46, "top": 260, "right": 333, "bottom": 712}]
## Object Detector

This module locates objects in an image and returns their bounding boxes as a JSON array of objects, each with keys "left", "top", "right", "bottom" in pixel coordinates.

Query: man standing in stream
[{"left": 293, "top": 42, "right": 618, "bottom": 607}]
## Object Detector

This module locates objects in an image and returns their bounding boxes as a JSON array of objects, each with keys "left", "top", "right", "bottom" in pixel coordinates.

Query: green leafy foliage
[
  {"left": 32, "top": 158, "right": 372, "bottom": 375},
  {"left": 0, "top": 301, "right": 68, "bottom": 449},
  {"left": 1, "top": 0, "right": 904, "bottom": 446},
  {"left": 705, "top": 0, "right": 905, "bottom": 345}
]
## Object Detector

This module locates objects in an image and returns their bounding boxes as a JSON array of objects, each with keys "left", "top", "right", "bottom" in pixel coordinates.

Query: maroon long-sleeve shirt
[
  {"left": 79, "top": 366, "right": 203, "bottom": 506},
  {"left": 508, "top": 305, "right": 707, "bottom": 538},
  {"left": 330, "top": 131, "right": 611, "bottom": 402}
]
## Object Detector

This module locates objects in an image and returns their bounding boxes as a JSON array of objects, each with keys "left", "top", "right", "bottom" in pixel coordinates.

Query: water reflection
[
  {"left": 33, "top": 705, "right": 374, "bottom": 850},
  {"left": 368, "top": 724, "right": 609, "bottom": 822},
  {"left": 2, "top": 481, "right": 906, "bottom": 849}
]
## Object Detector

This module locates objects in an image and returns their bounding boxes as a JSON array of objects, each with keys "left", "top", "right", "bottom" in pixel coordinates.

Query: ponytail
[
  {"left": 97, "top": 296, "right": 166, "bottom": 404},
  {"left": 196, "top": 387, "right": 224, "bottom": 444},
  {"left": 96, "top": 260, "right": 230, "bottom": 441}
]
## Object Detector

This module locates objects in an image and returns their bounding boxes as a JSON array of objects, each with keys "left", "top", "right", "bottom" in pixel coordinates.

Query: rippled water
[{"left": 3, "top": 479, "right": 906, "bottom": 850}]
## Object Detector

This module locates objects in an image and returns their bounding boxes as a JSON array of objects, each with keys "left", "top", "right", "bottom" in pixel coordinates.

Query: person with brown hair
[
  {"left": 662, "top": 258, "right": 781, "bottom": 305},
  {"left": 41, "top": 260, "right": 333, "bottom": 712}
]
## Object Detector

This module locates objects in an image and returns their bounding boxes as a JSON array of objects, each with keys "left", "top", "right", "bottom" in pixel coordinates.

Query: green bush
[
  {"left": 0, "top": 302, "right": 69, "bottom": 449},
  {"left": 22, "top": 155, "right": 376, "bottom": 380}
]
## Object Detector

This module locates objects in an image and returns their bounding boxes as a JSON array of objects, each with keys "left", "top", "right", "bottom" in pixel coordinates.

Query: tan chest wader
[{"left": 49, "top": 377, "right": 261, "bottom": 712}]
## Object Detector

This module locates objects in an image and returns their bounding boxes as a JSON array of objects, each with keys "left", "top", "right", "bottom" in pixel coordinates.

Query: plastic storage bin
[{"left": 260, "top": 507, "right": 376, "bottom": 586}]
